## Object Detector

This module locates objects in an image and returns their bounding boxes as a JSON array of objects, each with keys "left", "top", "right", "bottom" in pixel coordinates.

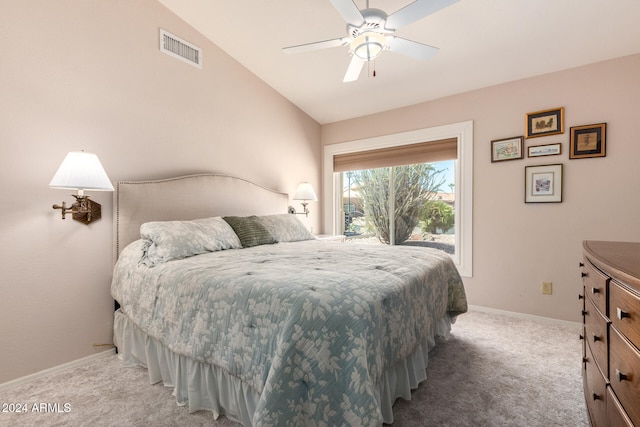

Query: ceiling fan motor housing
[{"left": 347, "top": 8, "right": 388, "bottom": 38}]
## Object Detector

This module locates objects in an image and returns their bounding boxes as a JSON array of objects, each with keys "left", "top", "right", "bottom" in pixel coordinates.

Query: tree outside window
[{"left": 348, "top": 163, "right": 447, "bottom": 245}]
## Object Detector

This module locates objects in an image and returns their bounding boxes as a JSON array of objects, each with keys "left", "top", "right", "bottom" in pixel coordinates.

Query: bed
[{"left": 111, "top": 173, "right": 467, "bottom": 426}]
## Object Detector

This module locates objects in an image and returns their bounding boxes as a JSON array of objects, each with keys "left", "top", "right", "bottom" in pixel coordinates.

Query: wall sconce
[
  {"left": 288, "top": 182, "right": 318, "bottom": 217},
  {"left": 49, "top": 151, "right": 114, "bottom": 224}
]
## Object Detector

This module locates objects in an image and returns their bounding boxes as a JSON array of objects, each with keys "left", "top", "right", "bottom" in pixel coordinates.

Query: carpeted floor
[{"left": 0, "top": 310, "right": 588, "bottom": 426}]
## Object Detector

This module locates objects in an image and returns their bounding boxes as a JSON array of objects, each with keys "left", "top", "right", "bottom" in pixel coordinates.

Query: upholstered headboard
[{"left": 113, "top": 173, "right": 288, "bottom": 261}]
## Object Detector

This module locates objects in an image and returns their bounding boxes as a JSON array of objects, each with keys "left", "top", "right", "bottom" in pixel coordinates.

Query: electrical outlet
[{"left": 542, "top": 281, "right": 553, "bottom": 295}]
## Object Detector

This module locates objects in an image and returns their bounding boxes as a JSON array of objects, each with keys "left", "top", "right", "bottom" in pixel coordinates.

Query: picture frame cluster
[{"left": 490, "top": 106, "right": 607, "bottom": 203}]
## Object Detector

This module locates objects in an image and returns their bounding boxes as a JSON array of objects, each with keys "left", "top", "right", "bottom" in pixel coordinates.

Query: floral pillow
[
  {"left": 255, "top": 214, "right": 315, "bottom": 242},
  {"left": 140, "top": 216, "right": 242, "bottom": 266}
]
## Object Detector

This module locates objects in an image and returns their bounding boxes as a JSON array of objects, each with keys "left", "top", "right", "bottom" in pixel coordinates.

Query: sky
[
  {"left": 342, "top": 159, "right": 456, "bottom": 194},
  {"left": 435, "top": 159, "right": 455, "bottom": 193}
]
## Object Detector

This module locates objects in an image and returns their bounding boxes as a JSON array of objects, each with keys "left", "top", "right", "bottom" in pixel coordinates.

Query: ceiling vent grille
[{"left": 160, "top": 29, "right": 202, "bottom": 68}]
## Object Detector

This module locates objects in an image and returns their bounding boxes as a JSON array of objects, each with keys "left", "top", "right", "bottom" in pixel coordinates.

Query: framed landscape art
[{"left": 491, "top": 136, "right": 524, "bottom": 162}]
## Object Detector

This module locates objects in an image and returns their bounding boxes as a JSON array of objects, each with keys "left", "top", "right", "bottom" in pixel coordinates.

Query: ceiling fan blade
[
  {"left": 343, "top": 56, "right": 365, "bottom": 82},
  {"left": 329, "top": 0, "right": 365, "bottom": 26},
  {"left": 386, "top": 0, "right": 459, "bottom": 30},
  {"left": 282, "top": 37, "right": 350, "bottom": 54},
  {"left": 387, "top": 36, "right": 439, "bottom": 61}
]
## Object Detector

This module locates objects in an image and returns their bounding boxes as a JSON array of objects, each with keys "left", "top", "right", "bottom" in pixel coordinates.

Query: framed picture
[
  {"left": 491, "top": 136, "right": 524, "bottom": 162},
  {"left": 526, "top": 107, "right": 564, "bottom": 138},
  {"left": 525, "top": 164, "right": 563, "bottom": 203},
  {"left": 528, "top": 143, "right": 562, "bottom": 158},
  {"left": 569, "top": 123, "right": 606, "bottom": 159}
]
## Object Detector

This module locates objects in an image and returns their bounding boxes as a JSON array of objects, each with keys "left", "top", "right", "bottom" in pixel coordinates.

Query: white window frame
[{"left": 322, "top": 120, "right": 473, "bottom": 277}]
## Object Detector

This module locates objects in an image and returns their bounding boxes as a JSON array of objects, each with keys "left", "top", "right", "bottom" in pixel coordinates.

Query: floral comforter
[{"left": 111, "top": 240, "right": 467, "bottom": 426}]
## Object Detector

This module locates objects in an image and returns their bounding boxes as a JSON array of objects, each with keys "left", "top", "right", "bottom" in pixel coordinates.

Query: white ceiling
[{"left": 158, "top": 0, "right": 640, "bottom": 124}]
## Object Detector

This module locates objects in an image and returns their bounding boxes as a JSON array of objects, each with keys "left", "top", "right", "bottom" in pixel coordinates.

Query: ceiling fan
[{"left": 282, "top": 0, "right": 459, "bottom": 82}]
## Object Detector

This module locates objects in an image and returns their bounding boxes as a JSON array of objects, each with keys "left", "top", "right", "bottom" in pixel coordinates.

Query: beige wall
[
  {"left": 322, "top": 53, "right": 640, "bottom": 323},
  {"left": 0, "top": 1, "right": 320, "bottom": 384}
]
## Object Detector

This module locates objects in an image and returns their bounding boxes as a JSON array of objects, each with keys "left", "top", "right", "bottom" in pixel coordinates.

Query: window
[
  {"left": 323, "top": 121, "right": 473, "bottom": 277},
  {"left": 341, "top": 162, "right": 454, "bottom": 247}
]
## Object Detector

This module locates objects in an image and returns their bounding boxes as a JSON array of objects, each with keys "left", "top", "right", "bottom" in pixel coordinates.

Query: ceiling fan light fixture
[{"left": 350, "top": 32, "right": 386, "bottom": 61}]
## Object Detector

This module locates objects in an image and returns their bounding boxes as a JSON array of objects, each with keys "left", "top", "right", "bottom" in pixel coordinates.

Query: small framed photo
[
  {"left": 526, "top": 107, "right": 564, "bottom": 138},
  {"left": 569, "top": 123, "right": 606, "bottom": 159},
  {"left": 528, "top": 143, "right": 562, "bottom": 158},
  {"left": 491, "top": 136, "right": 524, "bottom": 162},
  {"left": 525, "top": 164, "right": 563, "bottom": 203}
]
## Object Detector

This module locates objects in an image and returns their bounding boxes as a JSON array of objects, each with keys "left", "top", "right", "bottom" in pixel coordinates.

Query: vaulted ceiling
[{"left": 158, "top": 0, "right": 640, "bottom": 124}]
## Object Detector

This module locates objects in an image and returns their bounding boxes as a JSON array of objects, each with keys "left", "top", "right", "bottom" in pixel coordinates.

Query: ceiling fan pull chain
[{"left": 366, "top": 59, "right": 377, "bottom": 78}]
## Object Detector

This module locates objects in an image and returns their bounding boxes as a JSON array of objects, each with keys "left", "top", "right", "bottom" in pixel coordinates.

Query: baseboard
[
  {"left": 0, "top": 348, "right": 116, "bottom": 393},
  {"left": 468, "top": 304, "right": 581, "bottom": 329}
]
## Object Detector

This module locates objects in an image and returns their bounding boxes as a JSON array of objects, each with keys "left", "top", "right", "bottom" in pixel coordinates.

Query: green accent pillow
[{"left": 223, "top": 216, "right": 278, "bottom": 248}]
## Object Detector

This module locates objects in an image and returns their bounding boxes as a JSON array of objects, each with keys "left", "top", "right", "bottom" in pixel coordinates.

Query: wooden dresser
[{"left": 581, "top": 240, "right": 640, "bottom": 426}]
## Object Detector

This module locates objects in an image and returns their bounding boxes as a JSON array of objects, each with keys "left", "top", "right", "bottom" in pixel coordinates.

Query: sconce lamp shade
[
  {"left": 49, "top": 151, "right": 114, "bottom": 192},
  {"left": 293, "top": 182, "right": 318, "bottom": 202}
]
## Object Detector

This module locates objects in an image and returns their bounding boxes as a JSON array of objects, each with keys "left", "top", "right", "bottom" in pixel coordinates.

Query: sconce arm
[
  {"left": 52, "top": 201, "right": 74, "bottom": 219},
  {"left": 51, "top": 195, "right": 102, "bottom": 224},
  {"left": 288, "top": 202, "right": 310, "bottom": 217}
]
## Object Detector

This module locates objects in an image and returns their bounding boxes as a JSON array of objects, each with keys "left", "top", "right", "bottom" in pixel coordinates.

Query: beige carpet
[{"left": 0, "top": 310, "right": 588, "bottom": 426}]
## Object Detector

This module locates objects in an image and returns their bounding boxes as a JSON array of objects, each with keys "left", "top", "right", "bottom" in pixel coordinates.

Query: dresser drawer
[
  {"left": 610, "top": 280, "right": 640, "bottom": 348},
  {"left": 607, "top": 387, "right": 634, "bottom": 427},
  {"left": 583, "top": 258, "right": 609, "bottom": 316},
  {"left": 584, "top": 295, "right": 609, "bottom": 375},
  {"left": 609, "top": 326, "right": 640, "bottom": 426},
  {"left": 584, "top": 340, "right": 608, "bottom": 427}
]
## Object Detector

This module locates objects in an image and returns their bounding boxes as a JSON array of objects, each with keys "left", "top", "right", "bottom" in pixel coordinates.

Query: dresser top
[{"left": 583, "top": 240, "right": 640, "bottom": 290}]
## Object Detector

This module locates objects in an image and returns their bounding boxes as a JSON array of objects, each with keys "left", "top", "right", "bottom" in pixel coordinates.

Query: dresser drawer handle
[
  {"left": 617, "top": 307, "right": 630, "bottom": 320},
  {"left": 579, "top": 262, "right": 585, "bottom": 267},
  {"left": 581, "top": 272, "right": 587, "bottom": 278},
  {"left": 616, "top": 369, "right": 629, "bottom": 382},
  {"left": 592, "top": 334, "right": 601, "bottom": 343},
  {"left": 592, "top": 392, "right": 601, "bottom": 401},
  {"left": 591, "top": 287, "right": 600, "bottom": 294},
  {"left": 582, "top": 310, "right": 588, "bottom": 316},
  {"left": 578, "top": 294, "right": 584, "bottom": 300}
]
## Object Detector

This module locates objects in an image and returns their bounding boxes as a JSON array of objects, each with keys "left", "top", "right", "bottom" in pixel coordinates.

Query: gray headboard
[{"left": 113, "top": 173, "right": 288, "bottom": 261}]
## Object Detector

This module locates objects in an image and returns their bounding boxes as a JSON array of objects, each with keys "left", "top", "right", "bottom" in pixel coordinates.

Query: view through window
[
  {"left": 324, "top": 121, "right": 473, "bottom": 276},
  {"left": 341, "top": 159, "right": 455, "bottom": 256}
]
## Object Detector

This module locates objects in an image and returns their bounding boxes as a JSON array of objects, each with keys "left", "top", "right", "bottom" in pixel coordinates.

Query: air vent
[{"left": 159, "top": 29, "right": 202, "bottom": 68}]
